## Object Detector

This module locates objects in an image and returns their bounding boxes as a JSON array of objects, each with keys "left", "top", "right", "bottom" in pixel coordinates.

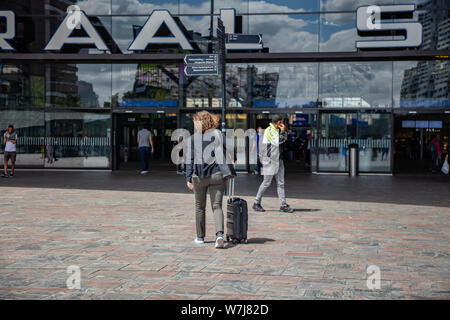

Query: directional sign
[
  {"left": 184, "top": 65, "right": 219, "bottom": 76},
  {"left": 226, "top": 34, "right": 263, "bottom": 50},
  {"left": 184, "top": 54, "right": 219, "bottom": 76},
  {"left": 184, "top": 54, "right": 218, "bottom": 65}
]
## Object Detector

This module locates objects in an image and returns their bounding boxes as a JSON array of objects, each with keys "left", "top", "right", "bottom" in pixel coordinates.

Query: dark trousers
[
  {"left": 139, "top": 146, "right": 150, "bottom": 171},
  {"left": 431, "top": 153, "right": 439, "bottom": 171}
]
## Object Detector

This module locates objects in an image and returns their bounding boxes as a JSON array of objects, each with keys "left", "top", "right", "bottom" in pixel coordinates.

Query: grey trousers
[
  {"left": 192, "top": 172, "right": 225, "bottom": 238},
  {"left": 255, "top": 160, "right": 286, "bottom": 206}
]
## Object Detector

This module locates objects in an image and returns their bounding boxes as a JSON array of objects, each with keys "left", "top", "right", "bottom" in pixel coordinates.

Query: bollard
[{"left": 349, "top": 144, "right": 359, "bottom": 177}]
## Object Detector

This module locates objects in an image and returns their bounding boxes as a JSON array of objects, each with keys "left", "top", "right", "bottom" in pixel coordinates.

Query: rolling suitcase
[{"left": 226, "top": 178, "right": 248, "bottom": 244}]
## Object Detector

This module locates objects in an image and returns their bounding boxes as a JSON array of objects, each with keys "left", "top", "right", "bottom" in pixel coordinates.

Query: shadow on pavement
[{"left": 1, "top": 169, "right": 449, "bottom": 207}]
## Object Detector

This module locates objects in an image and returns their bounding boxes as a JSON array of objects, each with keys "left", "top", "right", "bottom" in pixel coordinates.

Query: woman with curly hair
[{"left": 185, "top": 111, "right": 227, "bottom": 248}]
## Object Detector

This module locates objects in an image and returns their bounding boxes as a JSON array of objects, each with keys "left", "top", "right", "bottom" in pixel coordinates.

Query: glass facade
[{"left": 0, "top": 0, "right": 449, "bottom": 172}]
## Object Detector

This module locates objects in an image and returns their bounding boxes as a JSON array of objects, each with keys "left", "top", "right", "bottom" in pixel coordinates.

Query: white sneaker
[
  {"left": 140, "top": 170, "right": 148, "bottom": 174},
  {"left": 194, "top": 237, "right": 205, "bottom": 244},
  {"left": 215, "top": 234, "right": 224, "bottom": 249}
]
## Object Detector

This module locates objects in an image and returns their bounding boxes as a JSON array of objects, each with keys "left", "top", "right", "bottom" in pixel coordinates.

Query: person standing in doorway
[
  {"left": 250, "top": 126, "right": 263, "bottom": 175},
  {"left": 304, "top": 133, "right": 311, "bottom": 167},
  {"left": 253, "top": 114, "right": 294, "bottom": 213},
  {"left": 428, "top": 135, "right": 441, "bottom": 173},
  {"left": 3, "top": 125, "right": 18, "bottom": 178},
  {"left": 436, "top": 134, "right": 444, "bottom": 166},
  {"left": 137, "top": 126, "right": 154, "bottom": 174}
]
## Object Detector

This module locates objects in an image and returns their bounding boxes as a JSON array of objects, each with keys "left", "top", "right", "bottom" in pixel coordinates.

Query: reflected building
[{"left": 400, "top": 0, "right": 450, "bottom": 107}]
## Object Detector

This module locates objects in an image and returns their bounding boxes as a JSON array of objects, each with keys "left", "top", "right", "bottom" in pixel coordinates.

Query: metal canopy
[{"left": 0, "top": 50, "right": 448, "bottom": 63}]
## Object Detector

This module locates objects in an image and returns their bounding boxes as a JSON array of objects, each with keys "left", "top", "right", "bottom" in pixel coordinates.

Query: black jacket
[{"left": 185, "top": 130, "right": 232, "bottom": 183}]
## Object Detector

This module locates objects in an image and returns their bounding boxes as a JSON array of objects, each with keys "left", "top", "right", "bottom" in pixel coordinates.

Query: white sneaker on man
[{"left": 140, "top": 170, "right": 148, "bottom": 174}]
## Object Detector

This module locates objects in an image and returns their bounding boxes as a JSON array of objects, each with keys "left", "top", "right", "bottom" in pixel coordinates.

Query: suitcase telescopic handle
[{"left": 228, "top": 177, "right": 235, "bottom": 199}]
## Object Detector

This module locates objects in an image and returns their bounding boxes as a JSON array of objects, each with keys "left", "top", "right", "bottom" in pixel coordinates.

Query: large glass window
[
  {"left": 48, "top": 64, "right": 111, "bottom": 108},
  {"left": 318, "top": 112, "right": 392, "bottom": 173},
  {"left": 112, "top": 64, "right": 179, "bottom": 108},
  {"left": 319, "top": 62, "right": 393, "bottom": 109},
  {"left": 357, "top": 113, "right": 392, "bottom": 172},
  {"left": 0, "top": 109, "right": 45, "bottom": 167},
  {"left": 112, "top": 0, "right": 180, "bottom": 15},
  {"left": 0, "top": 109, "right": 110, "bottom": 168},
  {"left": 44, "top": 111, "right": 110, "bottom": 168},
  {"left": 394, "top": 60, "right": 450, "bottom": 108},
  {"left": 250, "top": 13, "right": 318, "bottom": 53},
  {"left": 320, "top": 0, "right": 393, "bottom": 11},
  {"left": 318, "top": 113, "right": 357, "bottom": 172},
  {"left": 226, "top": 63, "right": 318, "bottom": 108},
  {"left": 0, "top": 64, "right": 45, "bottom": 107},
  {"left": 250, "top": 0, "right": 318, "bottom": 12}
]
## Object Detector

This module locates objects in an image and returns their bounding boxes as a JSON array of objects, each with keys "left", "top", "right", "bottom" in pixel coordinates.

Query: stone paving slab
[{"left": 0, "top": 173, "right": 449, "bottom": 300}]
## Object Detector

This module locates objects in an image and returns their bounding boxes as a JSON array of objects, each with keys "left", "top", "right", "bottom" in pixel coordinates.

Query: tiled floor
[{"left": 0, "top": 170, "right": 449, "bottom": 299}]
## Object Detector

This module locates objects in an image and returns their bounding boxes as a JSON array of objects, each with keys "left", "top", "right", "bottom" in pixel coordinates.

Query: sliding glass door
[{"left": 318, "top": 112, "right": 392, "bottom": 173}]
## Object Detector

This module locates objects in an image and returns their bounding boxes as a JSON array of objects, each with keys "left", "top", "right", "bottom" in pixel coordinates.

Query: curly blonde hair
[{"left": 193, "top": 111, "right": 219, "bottom": 132}]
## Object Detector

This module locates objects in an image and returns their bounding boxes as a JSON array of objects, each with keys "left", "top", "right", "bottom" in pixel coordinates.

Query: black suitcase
[{"left": 226, "top": 179, "right": 248, "bottom": 244}]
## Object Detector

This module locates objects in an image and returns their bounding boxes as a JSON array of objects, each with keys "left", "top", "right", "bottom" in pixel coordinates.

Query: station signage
[
  {"left": 356, "top": 4, "right": 422, "bottom": 49},
  {"left": 0, "top": 4, "right": 423, "bottom": 52},
  {"left": 183, "top": 54, "right": 219, "bottom": 76},
  {"left": 0, "top": 7, "right": 262, "bottom": 52}
]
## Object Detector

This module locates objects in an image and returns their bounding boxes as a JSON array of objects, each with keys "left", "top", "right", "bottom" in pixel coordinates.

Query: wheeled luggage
[{"left": 226, "top": 178, "right": 248, "bottom": 244}]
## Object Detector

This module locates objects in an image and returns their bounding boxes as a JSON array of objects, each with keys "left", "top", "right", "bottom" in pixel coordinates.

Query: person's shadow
[
  {"left": 223, "top": 237, "right": 275, "bottom": 249},
  {"left": 292, "top": 208, "right": 320, "bottom": 212}
]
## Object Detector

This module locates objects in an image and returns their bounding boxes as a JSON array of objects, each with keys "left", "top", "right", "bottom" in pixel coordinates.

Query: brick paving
[{"left": 0, "top": 170, "right": 449, "bottom": 299}]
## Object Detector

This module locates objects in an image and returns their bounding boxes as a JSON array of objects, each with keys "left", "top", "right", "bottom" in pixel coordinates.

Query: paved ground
[{"left": 0, "top": 170, "right": 449, "bottom": 299}]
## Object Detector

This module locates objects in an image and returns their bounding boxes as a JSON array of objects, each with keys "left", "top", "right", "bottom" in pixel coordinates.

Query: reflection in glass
[
  {"left": 318, "top": 113, "right": 357, "bottom": 172},
  {"left": 112, "top": 64, "right": 179, "bottom": 108},
  {"left": 44, "top": 111, "right": 110, "bottom": 168},
  {"left": 112, "top": 0, "right": 180, "bottom": 15},
  {"left": 250, "top": 14, "right": 318, "bottom": 53},
  {"left": 48, "top": 64, "right": 111, "bottom": 108},
  {"left": 227, "top": 63, "right": 318, "bottom": 108},
  {"left": 319, "top": 13, "right": 356, "bottom": 53},
  {"left": 319, "top": 62, "right": 393, "bottom": 108},
  {"left": 394, "top": 60, "right": 450, "bottom": 108},
  {"left": 357, "top": 113, "right": 391, "bottom": 172},
  {"left": 250, "top": 0, "right": 318, "bottom": 12},
  {"left": 183, "top": 74, "right": 222, "bottom": 108},
  {"left": 320, "top": 0, "right": 393, "bottom": 11},
  {"left": 0, "top": 64, "right": 45, "bottom": 107},
  {"left": 0, "top": 109, "right": 45, "bottom": 167}
]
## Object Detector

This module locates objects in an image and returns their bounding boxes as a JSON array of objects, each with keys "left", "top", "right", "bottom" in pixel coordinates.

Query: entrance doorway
[
  {"left": 252, "top": 112, "right": 316, "bottom": 173},
  {"left": 318, "top": 112, "right": 392, "bottom": 173},
  {"left": 394, "top": 114, "right": 449, "bottom": 173},
  {"left": 113, "top": 112, "right": 177, "bottom": 171}
]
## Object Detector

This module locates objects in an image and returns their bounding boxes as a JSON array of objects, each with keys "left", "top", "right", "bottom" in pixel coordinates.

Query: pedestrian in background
[
  {"left": 3, "top": 124, "right": 18, "bottom": 178},
  {"left": 253, "top": 114, "right": 294, "bottom": 213},
  {"left": 137, "top": 127, "right": 154, "bottom": 174},
  {"left": 428, "top": 135, "right": 441, "bottom": 173}
]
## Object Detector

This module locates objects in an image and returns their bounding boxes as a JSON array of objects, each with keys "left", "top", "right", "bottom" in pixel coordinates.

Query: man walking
[
  {"left": 3, "top": 125, "right": 18, "bottom": 178},
  {"left": 253, "top": 115, "right": 294, "bottom": 213},
  {"left": 137, "top": 127, "right": 154, "bottom": 174}
]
